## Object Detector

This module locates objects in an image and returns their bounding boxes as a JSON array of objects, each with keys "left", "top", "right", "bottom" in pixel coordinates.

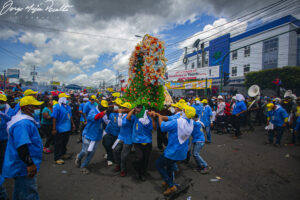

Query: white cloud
[
  {"left": 19, "top": 32, "right": 48, "bottom": 48},
  {"left": 49, "top": 60, "right": 82, "bottom": 78},
  {"left": 79, "top": 54, "right": 99, "bottom": 69},
  {"left": 71, "top": 69, "right": 116, "bottom": 86}
]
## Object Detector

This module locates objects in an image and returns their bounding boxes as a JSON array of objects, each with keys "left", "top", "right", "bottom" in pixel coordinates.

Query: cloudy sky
[{"left": 0, "top": 0, "right": 299, "bottom": 87}]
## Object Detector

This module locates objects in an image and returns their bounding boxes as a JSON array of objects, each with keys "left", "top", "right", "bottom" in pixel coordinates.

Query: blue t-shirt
[
  {"left": 105, "top": 113, "right": 120, "bottom": 137},
  {"left": 83, "top": 101, "right": 97, "bottom": 118},
  {"left": 131, "top": 115, "right": 153, "bottom": 144},
  {"left": 13, "top": 102, "right": 20, "bottom": 115},
  {"left": 232, "top": 101, "right": 247, "bottom": 115},
  {"left": 192, "top": 103, "right": 203, "bottom": 117},
  {"left": 2, "top": 118, "right": 43, "bottom": 178},
  {"left": 41, "top": 107, "right": 52, "bottom": 125},
  {"left": 192, "top": 121, "right": 205, "bottom": 143},
  {"left": 118, "top": 114, "right": 133, "bottom": 144},
  {"left": 51, "top": 104, "right": 72, "bottom": 133},
  {"left": 267, "top": 106, "right": 288, "bottom": 127},
  {"left": 168, "top": 112, "right": 181, "bottom": 121},
  {"left": 200, "top": 105, "right": 212, "bottom": 127},
  {"left": 82, "top": 108, "right": 104, "bottom": 141},
  {"left": 161, "top": 119, "right": 190, "bottom": 161},
  {"left": 0, "top": 107, "right": 15, "bottom": 141},
  {"left": 79, "top": 103, "right": 85, "bottom": 122}
]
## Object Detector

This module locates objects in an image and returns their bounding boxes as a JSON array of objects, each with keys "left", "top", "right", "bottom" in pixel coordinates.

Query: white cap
[
  {"left": 217, "top": 95, "right": 223, "bottom": 100},
  {"left": 83, "top": 97, "right": 89, "bottom": 101},
  {"left": 232, "top": 96, "right": 236, "bottom": 100}
]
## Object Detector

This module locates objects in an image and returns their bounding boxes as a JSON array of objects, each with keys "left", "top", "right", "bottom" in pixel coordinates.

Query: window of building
[
  {"left": 232, "top": 66, "right": 237, "bottom": 77},
  {"left": 205, "top": 58, "right": 208, "bottom": 66},
  {"left": 244, "top": 64, "right": 250, "bottom": 74},
  {"left": 263, "top": 38, "right": 278, "bottom": 69},
  {"left": 232, "top": 50, "right": 238, "bottom": 60},
  {"left": 197, "top": 60, "right": 201, "bottom": 68},
  {"left": 191, "top": 62, "right": 195, "bottom": 69},
  {"left": 244, "top": 46, "right": 250, "bottom": 57}
]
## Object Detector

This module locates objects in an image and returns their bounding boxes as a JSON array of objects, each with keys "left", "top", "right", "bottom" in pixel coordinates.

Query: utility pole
[
  {"left": 3, "top": 70, "right": 6, "bottom": 90},
  {"left": 31, "top": 65, "right": 37, "bottom": 83}
]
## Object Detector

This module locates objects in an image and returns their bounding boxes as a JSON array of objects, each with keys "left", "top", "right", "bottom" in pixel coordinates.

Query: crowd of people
[{"left": 0, "top": 86, "right": 299, "bottom": 199}]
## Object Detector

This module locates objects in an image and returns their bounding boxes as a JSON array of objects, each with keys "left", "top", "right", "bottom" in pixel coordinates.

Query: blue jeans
[
  {"left": 268, "top": 126, "right": 284, "bottom": 145},
  {"left": 78, "top": 136, "right": 99, "bottom": 168},
  {"left": 155, "top": 154, "right": 177, "bottom": 187},
  {"left": 192, "top": 142, "right": 207, "bottom": 168},
  {"left": 205, "top": 126, "right": 211, "bottom": 142},
  {"left": 13, "top": 176, "right": 39, "bottom": 200}
]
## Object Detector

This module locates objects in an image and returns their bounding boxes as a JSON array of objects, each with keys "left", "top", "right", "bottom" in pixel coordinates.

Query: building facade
[{"left": 182, "top": 15, "right": 300, "bottom": 89}]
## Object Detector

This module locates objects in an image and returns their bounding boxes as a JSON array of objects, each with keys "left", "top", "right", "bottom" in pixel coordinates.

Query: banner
[
  {"left": 7, "top": 69, "right": 20, "bottom": 78},
  {"left": 165, "top": 79, "right": 212, "bottom": 90},
  {"left": 167, "top": 66, "right": 219, "bottom": 81},
  {"left": 51, "top": 81, "right": 60, "bottom": 86}
]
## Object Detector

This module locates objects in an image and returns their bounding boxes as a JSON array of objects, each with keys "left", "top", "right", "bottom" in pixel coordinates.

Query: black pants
[
  {"left": 0, "top": 140, "right": 7, "bottom": 174},
  {"left": 54, "top": 132, "right": 70, "bottom": 161},
  {"left": 102, "top": 134, "right": 118, "bottom": 162},
  {"left": 133, "top": 143, "right": 152, "bottom": 176},
  {"left": 41, "top": 124, "right": 54, "bottom": 148},
  {"left": 232, "top": 115, "right": 241, "bottom": 137},
  {"left": 157, "top": 125, "right": 168, "bottom": 150}
]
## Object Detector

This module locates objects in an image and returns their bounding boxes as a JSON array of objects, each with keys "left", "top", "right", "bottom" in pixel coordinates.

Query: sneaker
[
  {"left": 62, "top": 154, "right": 71, "bottom": 160},
  {"left": 43, "top": 147, "right": 50, "bottom": 154},
  {"left": 120, "top": 171, "right": 126, "bottom": 177},
  {"left": 163, "top": 185, "right": 177, "bottom": 196},
  {"left": 55, "top": 159, "right": 64, "bottom": 165},
  {"left": 107, "top": 161, "right": 113, "bottom": 166},
  {"left": 161, "top": 181, "right": 168, "bottom": 188},
  {"left": 75, "top": 154, "right": 81, "bottom": 168},
  {"left": 104, "top": 154, "right": 108, "bottom": 160},
  {"left": 114, "top": 165, "right": 120, "bottom": 172},
  {"left": 200, "top": 167, "right": 211, "bottom": 174},
  {"left": 80, "top": 167, "right": 90, "bottom": 175}
]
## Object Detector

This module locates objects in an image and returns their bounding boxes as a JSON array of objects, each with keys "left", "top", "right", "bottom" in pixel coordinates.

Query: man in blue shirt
[
  {"left": 200, "top": 99, "right": 213, "bottom": 143},
  {"left": 2, "top": 96, "right": 43, "bottom": 200},
  {"left": 83, "top": 95, "right": 98, "bottom": 124},
  {"left": 155, "top": 105, "right": 195, "bottom": 196},
  {"left": 51, "top": 93, "right": 75, "bottom": 165},
  {"left": 0, "top": 94, "right": 15, "bottom": 200},
  {"left": 126, "top": 105, "right": 156, "bottom": 181},
  {"left": 231, "top": 94, "right": 247, "bottom": 138},
  {"left": 267, "top": 103, "right": 289, "bottom": 146},
  {"left": 102, "top": 101, "right": 121, "bottom": 166},
  {"left": 113, "top": 102, "right": 133, "bottom": 177},
  {"left": 75, "top": 103, "right": 107, "bottom": 174},
  {"left": 192, "top": 97, "right": 203, "bottom": 119}
]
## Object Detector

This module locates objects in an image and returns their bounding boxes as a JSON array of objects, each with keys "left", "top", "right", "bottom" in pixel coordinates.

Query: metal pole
[
  {"left": 3, "top": 70, "right": 6, "bottom": 91},
  {"left": 201, "top": 43, "right": 205, "bottom": 68},
  {"left": 205, "top": 78, "right": 207, "bottom": 97}
]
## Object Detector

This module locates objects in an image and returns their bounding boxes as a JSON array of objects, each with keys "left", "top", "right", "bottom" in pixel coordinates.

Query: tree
[{"left": 245, "top": 66, "right": 300, "bottom": 92}]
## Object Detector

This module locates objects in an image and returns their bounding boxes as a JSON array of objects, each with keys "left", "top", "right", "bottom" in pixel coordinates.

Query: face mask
[
  {"left": 0, "top": 104, "right": 5, "bottom": 110},
  {"left": 114, "top": 105, "right": 119, "bottom": 110},
  {"left": 34, "top": 109, "right": 40, "bottom": 116},
  {"left": 170, "top": 107, "right": 175, "bottom": 114},
  {"left": 196, "top": 100, "right": 200, "bottom": 104}
]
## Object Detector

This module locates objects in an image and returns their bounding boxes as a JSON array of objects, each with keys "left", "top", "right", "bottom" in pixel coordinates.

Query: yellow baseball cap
[
  {"left": 121, "top": 102, "right": 132, "bottom": 109},
  {"left": 113, "top": 98, "right": 122, "bottom": 105},
  {"left": 90, "top": 95, "right": 97, "bottom": 100},
  {"left": 266, "top": 103, "right": 275, "bottom": 111},
  {"left": 184, "top": 105, "right": 196, "bottom": 119},
  {"left": 195, "top": 97, "right": 200, "bottom": 101},
  {"left": 0, "top": 94, "right": 7, "bottom": 102},
  {"left": 20, "top": 96, "right": 44, "bottom": 107},
  {"left": 101, "top": 100, "right": 109, "bottom": 108},
  {"left": 24, "top": 89, "right": 38, "bottom": 96},
  {"left": 201, "top": 99, "right": 208, "bottom": 104},
  {"left": 178, "top": 99, "right": 186, "bottom": 104},
  {"left": 58, "top": 93, "right": 70, "bottom": 98},
  {"left": 112, "top": 92, "right": 120, "bottom": 97}
]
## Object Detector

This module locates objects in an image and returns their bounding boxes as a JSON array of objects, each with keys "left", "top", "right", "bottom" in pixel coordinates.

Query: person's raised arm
[{"left": 126, "top": 108, "right": 135, "bottom": 121}]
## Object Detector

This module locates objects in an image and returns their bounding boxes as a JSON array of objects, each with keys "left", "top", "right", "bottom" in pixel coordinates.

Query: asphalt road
[{"left": 3, "top": 126, "right": 300, "bottom": 200}]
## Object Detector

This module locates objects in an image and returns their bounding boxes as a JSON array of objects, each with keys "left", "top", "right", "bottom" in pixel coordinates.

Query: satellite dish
[{"left": 193, "top": 39, "right": 200, "bottom": 49}]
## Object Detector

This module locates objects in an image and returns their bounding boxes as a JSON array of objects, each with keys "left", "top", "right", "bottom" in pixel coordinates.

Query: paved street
[{"left": 3, "top": 126, "right": 300, "bottom": 200}]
